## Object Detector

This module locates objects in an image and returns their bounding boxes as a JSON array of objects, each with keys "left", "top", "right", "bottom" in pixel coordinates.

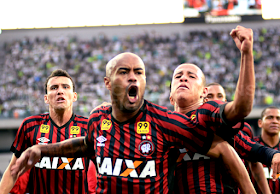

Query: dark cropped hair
[
  {"left": 261, "top": 106, "right": 279, "bottom": 119},
  {"left": 44, "top": 69, "right": 75, "bottom": 94}
]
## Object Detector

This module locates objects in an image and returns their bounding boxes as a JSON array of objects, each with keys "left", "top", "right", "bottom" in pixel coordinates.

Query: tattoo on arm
[{"left": 41, "top": 137, "right": 94, "bottom": 158}]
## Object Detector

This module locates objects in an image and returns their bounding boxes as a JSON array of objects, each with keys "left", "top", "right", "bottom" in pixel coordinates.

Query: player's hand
[
  {"left": 230, "top": 25, "right": 253, "bottom": 54},
  {"left": 90, "top": 102, "right": 112, "bottom": 114},
  {"left": 10, "top": 145, "right": 42, "bottom": 177},
  {"left": 271, "top": 153, "right": 280, "bottom": 181}
]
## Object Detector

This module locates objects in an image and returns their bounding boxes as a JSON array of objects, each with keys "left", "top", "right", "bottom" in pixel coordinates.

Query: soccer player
[
  {"left": 0, "top": 69, "right": 88, "bottom": 194},
  {"left": 206, "top": 83, "right": 271, "bottom": 193},
  {"left": 10, "top": 25, "right": 262, "bottom": 193},
  {"left": 251, "top": 106, "right": 280, "bottom": 193},
  {"left": 169, "top": 64, "right": 277, "bottom": 194}
]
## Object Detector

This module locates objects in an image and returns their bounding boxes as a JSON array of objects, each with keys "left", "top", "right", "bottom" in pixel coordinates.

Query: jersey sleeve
[
  {"left": 10, "top": 118, "right": 30, "bottom": 158},
  {"left": 241, "top": 122, "right": 254, "bottom": 138},
  {"left": 234, "top": 130, "right": 257, "bottom": 160},
  {"left": 234, "top": 130, "right": 279, "bottom": 165}
]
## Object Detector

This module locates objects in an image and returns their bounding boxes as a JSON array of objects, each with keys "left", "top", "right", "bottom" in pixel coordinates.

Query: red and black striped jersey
[
  {"left": 10, "top": 113, "right": 88, "bottom": 194},
  {"left": 86, "top": 99, "right": 231, "bottom": 194},
  {"left": 250, "top": 136, "right": 280, "bottom": 194},
  {"left": 173, "top": 118, "right": 256, "bottom": 194}
]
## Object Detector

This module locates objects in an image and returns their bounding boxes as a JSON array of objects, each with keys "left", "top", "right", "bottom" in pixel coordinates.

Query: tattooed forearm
[{"left": 40, "top": 137, "right": 93, "bottom": 158}]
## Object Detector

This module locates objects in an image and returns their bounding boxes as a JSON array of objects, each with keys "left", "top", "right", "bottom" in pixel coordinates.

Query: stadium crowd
[{"left": 1, "top": 26, "right": 280, "bottom": 118}]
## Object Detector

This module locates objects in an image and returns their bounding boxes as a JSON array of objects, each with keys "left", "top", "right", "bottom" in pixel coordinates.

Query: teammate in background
[
  {"left": 0, "top": 69, "right": 89, "bottom": 194},
  {"left": 206, "top": 83, "right": 271, "bottom": 194},
  {"left": 251, "top": 107, "right": 280, "bottom": 193},
  {"left": 169, "top": 64, "right": 277, "bottom": 194},
  {"left": 10, "top": 25, "right": 265, "bottom": 193}
]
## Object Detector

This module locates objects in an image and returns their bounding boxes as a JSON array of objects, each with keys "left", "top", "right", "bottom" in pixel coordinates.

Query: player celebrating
[
  {"left": 10, "top": 25, "right": 264, "bottom": 194},
  {"left": 252, "top": 106, "right": 280, "bottom": 193},
  {"left": 0, "top": 70, "right": 88, "bottom": 194}
]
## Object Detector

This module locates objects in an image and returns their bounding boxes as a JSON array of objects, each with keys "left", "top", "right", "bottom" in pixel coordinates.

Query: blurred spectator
[{"left": 1, "top": 27, "right": 280, "bottom": 118}]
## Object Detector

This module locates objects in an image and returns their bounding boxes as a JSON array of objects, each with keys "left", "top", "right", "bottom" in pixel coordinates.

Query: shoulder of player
[
  {"left": 74, "top": 114, "right": 88, "bottom": 122},
  {"left": 145, "top": 99, "right": 170, "bottom": 114},
  {"left": 21, "top": 113, "right": 49, "bottom": 126},
  {"left": 201, "top": 100, "right": 226, "bottom": 109},
  {"left": 241, "top": 122, "right": 254, "bottom": 138},
  {"left": 88, "top": 105, "right": 112, "bottom": 124}
]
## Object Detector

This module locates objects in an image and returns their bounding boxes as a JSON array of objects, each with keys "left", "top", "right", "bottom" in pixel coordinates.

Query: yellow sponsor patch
[
  {"left": 191, "top": 114, "right": 196, "bottom": 121},
  {"left": 40, "top": 124, "right": 50, "bottom": 133},
  {"left": 137, "top": 122, "right": 150, "bottom": 134},
  {"left": 70, "top": 126, "right": 80, "bottom": 134},
  {"left": 101, "top": 119, "right": 112, "bottom": 130}
]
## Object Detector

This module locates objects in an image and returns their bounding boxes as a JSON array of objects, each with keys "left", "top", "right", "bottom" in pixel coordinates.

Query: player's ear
[
  {"left": 169, "top": 95, "right": 175, "bottom": 106},
  {"left": 258, "top": 119, "right": 263, "bottom": 128},
  {"left": 73, "top": 92, "right": 78, "bottom": 102},
  {"left": 44, "top": 94, "right": 49, "bottom": 104},
  {"left": 201, "top": 87, "right": 208, "bottom": 99},
  {"left": 104, "top": 77, "right": 111, "bottom": 91}
]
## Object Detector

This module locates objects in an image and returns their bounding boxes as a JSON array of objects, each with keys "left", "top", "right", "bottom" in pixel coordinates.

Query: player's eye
[{"left": 175, "top": 75, "right": 181, "bottom": 79}]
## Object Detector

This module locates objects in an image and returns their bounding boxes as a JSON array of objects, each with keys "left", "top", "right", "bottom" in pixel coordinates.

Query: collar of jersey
[{"left": 49, "top": 113, "right": 75, "bottom": 129}]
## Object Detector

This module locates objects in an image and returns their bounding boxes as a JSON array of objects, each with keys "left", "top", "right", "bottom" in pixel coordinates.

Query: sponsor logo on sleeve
[{"left": 40, "top": 124, "right": 50, "bottom": 133}]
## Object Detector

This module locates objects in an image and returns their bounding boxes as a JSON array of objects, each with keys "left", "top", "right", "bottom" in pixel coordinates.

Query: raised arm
[
  {"left": 224, "top": 26, "right": 255, "bottom": 123},
  {"left": 10, "top": 137, "right": 92, "bottom": 177}
]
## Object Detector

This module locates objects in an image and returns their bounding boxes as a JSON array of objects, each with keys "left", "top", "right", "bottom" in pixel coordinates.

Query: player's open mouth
[
  {"left": 57, "top": 97, "right": 65, "bottom": 102},
  {"left": 127, "top": 85, "right": 138, "bottom": 103}
]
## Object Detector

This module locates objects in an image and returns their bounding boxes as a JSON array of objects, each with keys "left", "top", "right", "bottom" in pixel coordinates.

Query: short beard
[{"left": 113, "top": 95, "right": 144, "bottom": 113}]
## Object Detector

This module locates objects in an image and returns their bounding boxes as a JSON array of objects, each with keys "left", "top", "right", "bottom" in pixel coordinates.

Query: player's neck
[
  {"left": 49, "top": 108, "right": 73, "bottom": 127},
  {"left": 111, "top": 104, "right": 142, "bottom": 123},
  {"left": 174, "top": 101, "right": 203, "bottom": 115},
  {"left": 261, "top": 131, "right": 280, "bottom": 148}
]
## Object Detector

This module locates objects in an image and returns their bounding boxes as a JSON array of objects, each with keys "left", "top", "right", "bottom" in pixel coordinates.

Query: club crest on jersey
[
  {"left": 40, "top": 124, "right": 50, "bottom": 133},
  {"left": 37, "top": 137, "right": 50, "bottom": 145},
  {"left": 97, "top": 135, "right": 107, "bottom": 147},
  {"left": 191, "top": 114, "right": 196, "bottom": 121},
  {"left": 70, "top": 126, "right": 80, "bottom": 135},
  {"left": 137, "top": 121, "right": 150, "bottom": 134},
  {"left": 138, "top": 140, "right": 154, "bottom": 156},
  {"left": 101, "top": 119, "right": 112, "bottom": 131}
]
